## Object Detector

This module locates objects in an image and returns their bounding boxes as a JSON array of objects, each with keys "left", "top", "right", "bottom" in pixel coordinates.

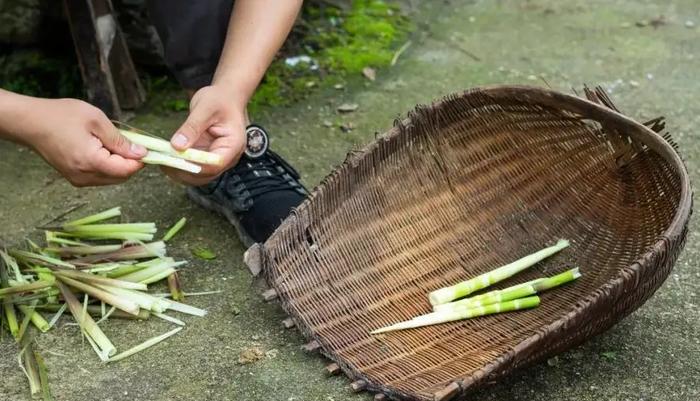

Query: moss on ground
[{"left": 246, "top": 0, "right": 412, "bottom": 114}]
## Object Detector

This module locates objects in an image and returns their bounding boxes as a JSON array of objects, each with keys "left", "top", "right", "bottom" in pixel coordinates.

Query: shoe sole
[{"left": 186, "top": 188, "right": 257, "bottom": 248}]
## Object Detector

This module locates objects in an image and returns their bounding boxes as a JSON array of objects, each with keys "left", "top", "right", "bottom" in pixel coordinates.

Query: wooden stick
[
  {"left": 262, "top": 289, "right": 278, "bottom": 301},
  {"left": 325, "top": 363, "right": 341, "bottom": 376},
  {"left": 301, "top": 340, "right": 320, "bottom": 353},
  {"left": 350, "top": 380, "right": 367, "bottom": 393}
]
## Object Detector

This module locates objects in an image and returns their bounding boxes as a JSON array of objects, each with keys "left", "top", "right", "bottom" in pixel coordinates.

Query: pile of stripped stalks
[{"left": 0, "top": 207, "right": 213, "bottom": 399}]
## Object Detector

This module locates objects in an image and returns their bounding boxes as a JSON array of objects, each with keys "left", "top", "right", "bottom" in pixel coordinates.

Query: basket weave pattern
[{"left": 259, "top": 86, "right": 691, "bottom": 400}]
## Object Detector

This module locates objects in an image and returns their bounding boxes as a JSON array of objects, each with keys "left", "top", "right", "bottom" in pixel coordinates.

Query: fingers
[
  {"left": 204, "top": 130, "right": 246, "bottom": 172},
  {"left": 93, "top": 148, "right": 144, "bottom": 179},
  {"left": 89, "top": 109, "right": 147, "bottom": 159},
  {"left": 207, "top": 125, "right": 233, "bottom": 136},
  {"left": 171, "top": 101, "right": 215, "bottom": 151}
]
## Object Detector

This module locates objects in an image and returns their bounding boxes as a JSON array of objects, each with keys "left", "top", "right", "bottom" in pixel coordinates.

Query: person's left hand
[{"left": 165, "top": 85, "right": 247, "bottom": 186}]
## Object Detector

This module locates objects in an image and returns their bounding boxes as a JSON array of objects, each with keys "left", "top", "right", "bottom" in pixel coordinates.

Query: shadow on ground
[{"left": 1, "top": 0, "right": 698, "bottom": 400}]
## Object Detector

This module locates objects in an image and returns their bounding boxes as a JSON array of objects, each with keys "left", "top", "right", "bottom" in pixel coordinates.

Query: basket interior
[{"left": 263, "top": 93, "right": 683, "bottom": 400}]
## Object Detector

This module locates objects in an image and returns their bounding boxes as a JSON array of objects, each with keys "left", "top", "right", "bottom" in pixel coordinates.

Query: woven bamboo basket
[{"left": 245, "top": 86, "right": 692, "bottom": 401}]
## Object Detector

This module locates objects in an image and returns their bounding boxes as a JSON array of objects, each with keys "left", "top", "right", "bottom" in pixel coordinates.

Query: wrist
[
  {"left": 211, "top": 75, "right": 256, "bottom": 109},
  {"left": 0, "top": 91, "right": 47, "bottom": 147}
]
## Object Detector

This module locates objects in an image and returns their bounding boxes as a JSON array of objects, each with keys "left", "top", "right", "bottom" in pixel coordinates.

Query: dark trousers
[{"left": 146, "top": 0, "right": 234, "bottom": 90}]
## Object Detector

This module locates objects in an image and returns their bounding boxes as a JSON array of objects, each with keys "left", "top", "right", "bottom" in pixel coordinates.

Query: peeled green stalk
[
  {"left": 45, "top": 232, "right": 87, "bottom": 246},
  {"left": 0, "top": 251, "right": 22, "bottom": 281},
  {"left": 17, "top": 305, "right": 50, "bottom": 333},
  {"left": 107, "top": 326, "right": 182, "bottom": 362},
  {"left": 83, "top": 262, "right": 127, "bottom": 274},
  {"left": 142, "top": 151, "right": 203, "bottom": 174},
  {"left": 44, "top": 244, "right": 123, "bottom": 256},
  {"left": 104, "top": 263, "right": 144, "bottom": 278},
  {"left": 118, "top": 259, "right": 185, "bottom": 283},
  {"left": 167, "top": 272, "right": 184, "bottom": 301},
  {"left": 25, "top": 239, "right": 42, "bottom": 252},
  {"left": 433, "top": 268, "right": 581, "bottom": 312},
  {"left": 165, "top": 299, "right": 207, "bottom": 317},
  {"left": 433, "top": 283, "right": 538, "bottom": 313},
  {"left": 71, "top": 241, "right": 166, "bottom": 264},
  {"left": 20, "top": 341, "right": 41, "bottom": 397},
  {"left": 56, "top": 281, "right": 116, "bottom": 358},
  {"left": 37, "top": 304, "right": 149, "bottom": 320},
  {"left": 11, "top": 288, "right": 60, "bottom": 305},
  {"left": 429, "top": 239, "right": 570, "bottom": 306},
  {"left": 1, "top": 262, "right": 19, "bottom": 339},
  {"left": 120, "top": 129, "right": 222, "bottom": 166},
  {"left": 33, "top": 350, "right": 53, "bottom": 401},
  {"left": 104, "top": 257, "right": 172, "bottom": 278},
  {"left": 140, "top": 268, "right": 177, "bottom": 285},
  {"left": 162, "top": 218, "right": 187, "bottom": 242},
  {"left": 64, "top": 207, "right": 121, "bottom": 226},
  {"left": 17, "top": 301, "right": 36, "bottom": 341},
  {"left": 372, "top": 296, "right": 541, "bottom": 334},
  {"left": 94, "top": 284, "right": 170, "bottom": 313},
  {"left": 0, "top": 281, "right": 54, "bottom": 299},
  {"left": 95, "top": 306, "right": 117, "bottom": 325},
  {"left": 53, "top": 231, "right": 154, "bottom": 242},
  {"left": 8, "top": 250, "right": 75, "bottom": 269},
  {"left": 46, "top": 303, "right": 67, "bottom": 329},
  {"left": 56, "top": 276, "right": 140, "bottom": 316},
  {"left": 62, "top": 223, "right": 156, "bottom": 235},
  {"left": 531, "top": 267, "right": 582, "bottom": 292},
  {"left": 52, "top": 270, "right": 147, "bottom": 291},
  {"left": 153, "top": 312, "right": 185, "bottom": 326}
]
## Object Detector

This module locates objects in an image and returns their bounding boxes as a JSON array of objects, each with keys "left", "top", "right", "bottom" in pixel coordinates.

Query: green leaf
[
  {"left": 192, "top": 247, "right": 216, "bottom": 261},
  {"left": 163, "top": 98, "right": 188, "bottom": 112},
  {"left": 600, "top": 351, "right": 617, "bottom": 361}
]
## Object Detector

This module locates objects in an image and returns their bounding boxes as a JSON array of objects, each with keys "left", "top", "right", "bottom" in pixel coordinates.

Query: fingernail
[
  {"left": 131, "top": 143, "right": 147, "bottom": 156},
  {"left": 172, "top": 133, "right": 188, "bottom": 147}
]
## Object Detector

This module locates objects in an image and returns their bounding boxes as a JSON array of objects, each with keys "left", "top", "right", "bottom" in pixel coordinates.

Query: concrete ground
[{"left": 1, "top": 0, "right": 698, "bottom": 400}]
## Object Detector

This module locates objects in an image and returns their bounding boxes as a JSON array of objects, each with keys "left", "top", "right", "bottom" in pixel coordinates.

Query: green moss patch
[{"left": 247, "top": 0, "right": 411, "bottom": 114}]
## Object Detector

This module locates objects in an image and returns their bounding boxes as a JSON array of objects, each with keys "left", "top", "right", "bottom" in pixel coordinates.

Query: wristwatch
[{"left": 245, "top": 124, "right": 269, "bottom": 159}]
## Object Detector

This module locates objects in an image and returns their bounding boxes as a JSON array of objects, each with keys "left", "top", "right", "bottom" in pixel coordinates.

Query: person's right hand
[{"left": 24, "top": 98, "right": 147, "bottom": 187}]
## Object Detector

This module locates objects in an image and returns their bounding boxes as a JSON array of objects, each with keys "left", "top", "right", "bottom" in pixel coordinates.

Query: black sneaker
[{"left": 187, "top": 124, "right": 308, "bottom": 247}]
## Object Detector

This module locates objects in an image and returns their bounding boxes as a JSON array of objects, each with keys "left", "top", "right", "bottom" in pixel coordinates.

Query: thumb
[
  {"left": 172, "top": 106, "right": 213, "bottom": 150},
  {"left": 92, "top": 115, "right": 147, "bottom": 159}
]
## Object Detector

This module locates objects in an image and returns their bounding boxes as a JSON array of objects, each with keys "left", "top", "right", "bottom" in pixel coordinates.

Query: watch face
[{"left": 245, "top": 125, "right": 269, "bottom": 159}]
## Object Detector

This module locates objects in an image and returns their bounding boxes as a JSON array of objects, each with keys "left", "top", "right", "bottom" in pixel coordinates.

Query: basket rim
[{"left": 262, "top": 85, "right": 693, "bottom": 400}]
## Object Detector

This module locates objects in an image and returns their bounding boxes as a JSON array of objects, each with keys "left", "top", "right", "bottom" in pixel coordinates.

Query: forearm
[
  {"left": 0, "top": 89, "right": 43, "bottom": 146},
  {"left": 212, "top": 0, "right": 303, "bottom": 107}
]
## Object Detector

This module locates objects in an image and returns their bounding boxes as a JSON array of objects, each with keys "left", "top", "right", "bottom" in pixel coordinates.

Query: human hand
[
  {"left": 165, "top": 85, "right": 247, "bottom": 186},
  {"left": 25, "top": 98, "right": 146, "bottom": 187}
]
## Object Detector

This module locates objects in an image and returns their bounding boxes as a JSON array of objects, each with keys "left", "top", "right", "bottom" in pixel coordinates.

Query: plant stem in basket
[
  {"left": 434, "top": 267, "right": 581, "bottom": 312},
  {"left": 428, "top": 239, "right": 569, "bottom": 306},
  {"left": 372, "top": 296, "right": 541, "bottom": 334}
]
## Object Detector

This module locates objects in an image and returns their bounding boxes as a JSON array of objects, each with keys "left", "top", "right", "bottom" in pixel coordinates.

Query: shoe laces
[{"left": 225, "top": 151, "right": 303, "bottom": 203}]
